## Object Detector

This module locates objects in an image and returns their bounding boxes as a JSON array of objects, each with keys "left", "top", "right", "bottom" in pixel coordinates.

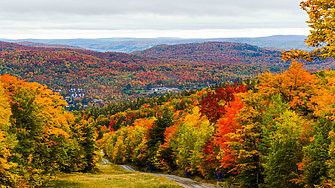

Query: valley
[
  {"left": 0, "top": 40, "right": 288, "bottom": 110},
  {"left": 2, "top": 33, "right": 335, "bottom": 188}
]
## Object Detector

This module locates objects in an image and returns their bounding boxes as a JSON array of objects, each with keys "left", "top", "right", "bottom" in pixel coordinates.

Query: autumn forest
[{"left": 2, "top": 0, "right": 335, "bottom": 187}]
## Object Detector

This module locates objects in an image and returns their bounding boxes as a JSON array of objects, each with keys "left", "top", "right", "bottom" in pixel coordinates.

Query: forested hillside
[
  {"left": 132, "top": 41, "right": 335, "bottom": 71},
  {"left": 0, "top": 41, "right": 281, "bottom": 105},
  {"left": 132, "top": 42, "right": 285, "bottom": 66}
]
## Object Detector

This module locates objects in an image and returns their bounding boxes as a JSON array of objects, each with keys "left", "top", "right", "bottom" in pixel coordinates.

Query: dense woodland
[
  {"left": 98, "top": 61, "right": 335, "bottom": 187},
  {"left": 0, "top": 41, "right": 283, "bottom": 105}
]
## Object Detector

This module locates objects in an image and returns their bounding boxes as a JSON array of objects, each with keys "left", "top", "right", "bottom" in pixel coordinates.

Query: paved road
[
  {"left": 118, "top": 164, "right": 222, "bottom": 188},
  {"left": 101, "top": 157, "right": 110, "bottom": 165}
]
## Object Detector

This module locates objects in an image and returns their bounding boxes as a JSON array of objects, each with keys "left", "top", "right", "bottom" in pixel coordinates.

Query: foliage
[
  {"left": 0, "top": 75, "right": 99, "bottom": 187},
  {"left": 0, "top": 82, "right": 17, "bottom": 187},
  {"left": 297, "top": 116, "right": 335, "bottom": 187},
  {"left": 199, "top": 83, "right": 248, "bottom": 124},
  {"left": 0, "top": 41, "right": 284, "bottom": 105},
  {"left": 132, "top": 42, "right": 287, "bottom": 67},
  {"left": 95, "top": 58, "right": 335, "bottom": 187},
  {"left": 282, "top": 0, "right": 335, "bottom": 64},
  {"left": 214, "top": 97, "right": 245, "bottom": 172},
  {"left": 133, "top": 41, "right": 335, "bottom": 72},
  {"left": 264, "top": 110, "right": 304, "bottom": 188},
  {"left": 256, "top": 59, "right": 318, "bottom": 115}
]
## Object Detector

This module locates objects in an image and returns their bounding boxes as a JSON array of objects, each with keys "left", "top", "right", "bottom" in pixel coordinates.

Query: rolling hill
[
  {"left": 3, "top": 35, "right": 310, "bottom": 53},
  {"left": 132, "top": 41, "right": 286, "bottom": 67},
  {"left": 132, "top": 41, "right": 335, "bottom": 72},
  {"left": 0, "top": 41, "right": 280, "bottom": 105}
]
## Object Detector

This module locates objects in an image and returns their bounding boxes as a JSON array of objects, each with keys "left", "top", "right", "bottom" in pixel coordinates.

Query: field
[{"left": 51, "top": 163, "right": 180, "bottom": 188}]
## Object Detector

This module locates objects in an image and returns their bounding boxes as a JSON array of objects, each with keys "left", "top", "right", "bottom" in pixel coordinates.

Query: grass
[{"left": 48, "top": 163, "right": 181, "bottom": 188}]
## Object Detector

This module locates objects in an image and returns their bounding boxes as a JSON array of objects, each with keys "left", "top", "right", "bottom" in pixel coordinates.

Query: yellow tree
[
  {"left": 64, "top": 112, "right": 100, "bottom": 173},
  {"left": 0, "top": 82, "right": 18, "bottom": 187},
  {"left": 282, "top": 0, "right": 335, "bottom": 61},
  {"left": 172, "top": 107, "right": 214, "bottom": 175},
  {"left": 0, "top": 75, "right": 76, "bottom": 186}
]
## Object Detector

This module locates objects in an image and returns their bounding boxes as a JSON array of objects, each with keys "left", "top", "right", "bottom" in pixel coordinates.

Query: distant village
[
  {"left": 147, "top": 84, "right": 213, "bottom": 94},
  {"left": 53, "top": 88, "right": 101, "bottom": 110},
  {"left": 149, "top": 87, "right": 180, "bottom": 93},
  {"left": 54, "top": 83, "right": 217, "bottom": 111}
]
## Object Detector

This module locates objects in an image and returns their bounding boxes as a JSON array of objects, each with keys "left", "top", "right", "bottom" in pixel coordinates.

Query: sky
[{"left": 0, "top": 0, "right": 310, "bottom": 39}]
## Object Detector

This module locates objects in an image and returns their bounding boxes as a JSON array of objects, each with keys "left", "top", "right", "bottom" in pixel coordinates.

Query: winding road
[{"left": 118, "top": 164, "right": 223, "bottom": 188}]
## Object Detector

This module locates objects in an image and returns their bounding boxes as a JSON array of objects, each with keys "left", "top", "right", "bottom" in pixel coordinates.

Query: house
[
  {"left": 151, "top": 87, "right": 171, "bottom": 93},
  {"left": 93, "top": 99, "right": 103, "bottom": 103}
]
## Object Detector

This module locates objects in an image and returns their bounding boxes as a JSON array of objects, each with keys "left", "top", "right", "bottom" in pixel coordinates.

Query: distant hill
[
  {"left": 132, "top": 41, "right": 287, "bottom": 67},
  {"left": 0, "top": 40, "right": 175, "bottom": 65},
  {"left": 218, "top": 35, "right": 312, "bottom": 51},
  {"left": 3, "top": 35, "right": 310, "bottom": 53},
  {"left": 131, "top": 41, "right": 335, "bottom": 72},
  {"left": 0, "top": 41, "right": 45, "bottom": 52},
  {"left": 1, "top": 40, "right": 334, "bottom": 105},
  {"left": 17, "top": 41, "right": 83, "bottom": 50}
]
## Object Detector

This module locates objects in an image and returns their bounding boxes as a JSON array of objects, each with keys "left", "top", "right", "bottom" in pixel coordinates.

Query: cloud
[
  {"left": 0, "top": 0, "right": 309, "bottom": 38},
  {"left": 1, "top": 0, "right": 303, "bottom": 16}
]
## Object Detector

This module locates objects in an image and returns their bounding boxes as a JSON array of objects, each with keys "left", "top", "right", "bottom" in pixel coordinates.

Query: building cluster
[
  {"left": 69, "top": 88, "right": 83, "bottom": 93},
  {"left": 151, "top": 87, "right": 171, "bottom": 93}
]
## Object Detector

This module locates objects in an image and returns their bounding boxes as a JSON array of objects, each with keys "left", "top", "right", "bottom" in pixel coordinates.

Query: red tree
[{"left": 200, "top": 83, "right": 247, "bottom": 124}]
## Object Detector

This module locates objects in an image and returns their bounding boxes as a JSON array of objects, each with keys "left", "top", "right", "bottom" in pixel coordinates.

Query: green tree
[
  {"left": 300, "top": 116, "right": 335, "bottom": 187},
  {"left": 328, "top": 130, "right": 335, "bottom": 186},
  {"left": 264, "top": 110, "right": 304, "bottom": 188}
]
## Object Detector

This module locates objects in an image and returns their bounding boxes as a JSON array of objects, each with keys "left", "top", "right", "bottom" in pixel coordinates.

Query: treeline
[
  {"left": 100, "top": 60, "right": 335, "bottom": 187},
  {"left": 0, "top": 75, "right": 99, "bottom": 187}
]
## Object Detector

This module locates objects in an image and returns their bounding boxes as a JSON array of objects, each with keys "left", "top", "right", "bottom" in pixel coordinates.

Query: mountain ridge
[{"left": 2, "top": 35, "right": 309, "bottom": 53}]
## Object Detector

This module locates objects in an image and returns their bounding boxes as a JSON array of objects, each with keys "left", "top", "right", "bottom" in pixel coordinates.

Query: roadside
[
  {"left": 118, "top": 164, "right": 223, "bottom": 188},
  {"left": 52, "top": 161, "right": 179, "bottom": 188}
]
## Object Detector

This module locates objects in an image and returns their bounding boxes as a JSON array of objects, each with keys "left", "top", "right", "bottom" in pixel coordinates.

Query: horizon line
[{"left": 0, "top": 28, "right": 310, "bottom": 40}]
